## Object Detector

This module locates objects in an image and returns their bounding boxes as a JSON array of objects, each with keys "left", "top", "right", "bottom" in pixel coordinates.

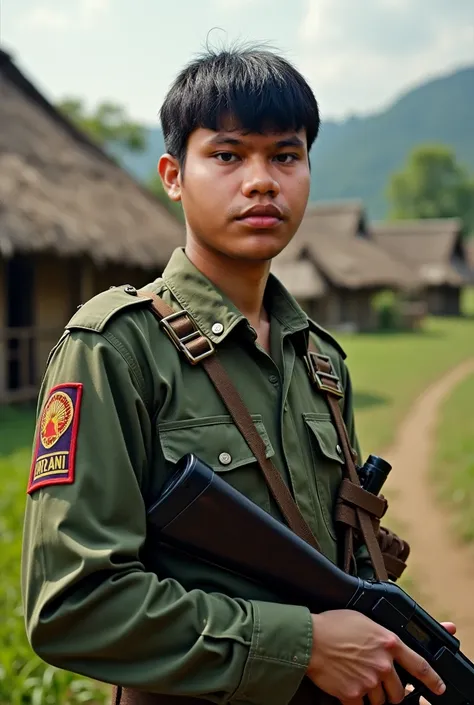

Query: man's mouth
[{"left": 236, "top": 204, "right": 284, "bottom": 229}]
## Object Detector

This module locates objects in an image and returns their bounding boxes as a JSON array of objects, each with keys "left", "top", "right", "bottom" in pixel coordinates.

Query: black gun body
[{"left": 148, "top": 455, "right": 473, "bottom": 704}]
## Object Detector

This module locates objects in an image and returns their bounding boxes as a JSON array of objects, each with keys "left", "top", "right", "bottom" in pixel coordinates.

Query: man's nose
[{"left": 241, "top": 160, "right": 280, "bottom": 198}]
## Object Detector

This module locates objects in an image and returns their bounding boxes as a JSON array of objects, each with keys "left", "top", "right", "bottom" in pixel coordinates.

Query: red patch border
[{"left": 27, "top": 383, "right": 83, "bottom": 494}]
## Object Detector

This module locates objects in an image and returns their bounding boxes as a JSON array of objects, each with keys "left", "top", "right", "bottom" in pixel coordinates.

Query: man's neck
[{"left": 184, "top": 240, "right": 271, "bottom": 333}]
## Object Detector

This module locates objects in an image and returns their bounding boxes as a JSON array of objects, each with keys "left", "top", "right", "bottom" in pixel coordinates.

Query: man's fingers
[
  {"left": 440, "top": 621, "right": 456, "bottom": 635},
  {"left": 394, "top": 641, "right": 445, "bottom": 696},
  {"left": 367, "top": 683, "right": 387, "bottom": 705},
  {"left": 381, "top": 666, "right": 405, "bottom": 704}
]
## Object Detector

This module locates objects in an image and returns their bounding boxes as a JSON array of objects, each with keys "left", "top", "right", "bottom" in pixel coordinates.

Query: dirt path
[{"left": 383, "top": 358, "right": 474, "bottom": 659}]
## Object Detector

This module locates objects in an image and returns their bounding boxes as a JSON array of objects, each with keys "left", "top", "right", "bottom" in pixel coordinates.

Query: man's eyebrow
[
  {"left": 274, "top": 136, "right": 305, "bottom": 149},
  {"left": 206, "top": 135, "right": 244, "bottom": 146},
  {"left": 205, "top": 134, "right": 306, "bottom": 149}
]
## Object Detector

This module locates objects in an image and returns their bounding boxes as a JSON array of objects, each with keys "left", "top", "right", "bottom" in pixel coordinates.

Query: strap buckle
[
  {"left": 160, "top": 310, "right": 214, "bottom": 365},
  {"left": 305, "top": 351, "right": 344, "bottom": 398}
]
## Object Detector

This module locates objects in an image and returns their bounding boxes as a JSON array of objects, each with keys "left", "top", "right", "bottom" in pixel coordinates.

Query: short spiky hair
[{"left": 160, "top": 44, "right": 320, "bottom": 165}]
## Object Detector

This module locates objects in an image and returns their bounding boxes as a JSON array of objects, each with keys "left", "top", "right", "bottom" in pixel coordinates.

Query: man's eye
[
  {"left": 215, "top": 152, "right": 239, "bottom": 163},
  {"left": 275, "top": 153, "right": 298, "bottom": 164}
]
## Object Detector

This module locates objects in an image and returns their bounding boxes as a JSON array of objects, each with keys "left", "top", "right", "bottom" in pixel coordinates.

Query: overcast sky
[{"left": 2, "top": 0, "right": 474, "bottom": 126}]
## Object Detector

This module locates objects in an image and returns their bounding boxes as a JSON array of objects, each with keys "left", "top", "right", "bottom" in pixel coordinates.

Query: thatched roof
[
  {"left": 370, "top": 219, "right": 466, "bottom": 286},
  {"left": 0, "top": 48, "right": 185, "bottom": 268},
  {"left": 270, "top": 259, "right": 327, "bottom": 298},
  {"left": 302, "top": 200, "right": 367, "bottom": 238},
  {"left": 272, "top": 206, "right": 417, "bottom": 293},
  {"left": 304, "top": 232, "right": 417, "bottom": 290}
]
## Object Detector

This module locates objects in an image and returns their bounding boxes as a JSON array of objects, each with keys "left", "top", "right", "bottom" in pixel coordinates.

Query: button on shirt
[{"left": 22, "top": 248, "right": 364, "bottom": 705}]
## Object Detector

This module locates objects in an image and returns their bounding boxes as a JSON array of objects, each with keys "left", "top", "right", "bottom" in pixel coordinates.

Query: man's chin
[{"left": 225, "top": 233, "right": 291, "bottom": 262}]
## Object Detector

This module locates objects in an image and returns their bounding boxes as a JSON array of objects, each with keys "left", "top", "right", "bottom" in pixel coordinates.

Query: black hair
[{"left": 160, "top": 43, "right": 320, "bottom": 165}]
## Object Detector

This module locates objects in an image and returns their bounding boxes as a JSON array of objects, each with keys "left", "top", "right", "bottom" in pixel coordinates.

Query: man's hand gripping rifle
[{"left": 147, "top": 454, "right": 473, "bottom": 704}]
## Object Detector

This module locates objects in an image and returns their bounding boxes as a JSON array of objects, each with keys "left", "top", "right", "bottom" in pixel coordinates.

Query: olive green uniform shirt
[{"left": 22, "top": 248, "right": 368, "bottom": 705}]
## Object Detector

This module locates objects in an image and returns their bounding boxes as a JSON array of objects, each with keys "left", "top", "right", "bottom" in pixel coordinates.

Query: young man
[{"left": 22, "top": 47, "right": 452, "bottom": 705}]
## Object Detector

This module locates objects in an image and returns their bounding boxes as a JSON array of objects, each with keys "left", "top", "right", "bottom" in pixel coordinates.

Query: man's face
[{"left": 165, "top": 124, "right": 311, "bottom": 262}]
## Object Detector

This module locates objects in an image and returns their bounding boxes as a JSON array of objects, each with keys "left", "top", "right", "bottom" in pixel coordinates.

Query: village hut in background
[
  {"left": 466, "top": 240, "right": 474, "bottom": 282},
  {"left": 272, "top": 202, "right": 418, "bottom": 331},
  {"left": 296, "top": 199, "right": 368, "bottom": 238},
  {"left": 0, "top": 48, "right": 185, "bottom": 403},
  {"left": 369, "top": 218, "right": 470, "bottom": 316}
]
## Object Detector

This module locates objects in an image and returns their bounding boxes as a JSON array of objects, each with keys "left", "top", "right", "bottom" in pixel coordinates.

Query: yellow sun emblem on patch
[{"left": 40, "top": 391, "right": 74, "bottom": 449}]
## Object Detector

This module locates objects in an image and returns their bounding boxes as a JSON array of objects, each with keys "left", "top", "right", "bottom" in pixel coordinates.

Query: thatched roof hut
[
  {"left": 370, "top": 218, "right": 470, "bottom": 316},
  {"left": 271, "top": 203, "right": 417, "bottom": 331},
  {"left": 0, "top": 48, "right": 184, "bottom": 269},
  {"left": 370, "top": 218, "right": 468, "bottom": 287},
  {"left": 0, "top": 47, "right": 186, "bottom": 404},
  {"left": 270, "top": 259, "right": 327, "bottom": 299},
  {"left": 275, "top": 204, "right": 416, "bottom": 293},
  {"left": 300, "top": 200, "right": 367, "bottom": 238},
  {"left": 303, "top": 232, "right": 416, "bottom": 291}
]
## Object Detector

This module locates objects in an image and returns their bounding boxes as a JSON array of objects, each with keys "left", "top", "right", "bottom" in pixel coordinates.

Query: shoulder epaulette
[
  {"left": 65, "top": 284, "right": 157, "bottom": 334},
  {"left": 307, "top": 318, "right": 347, "bottom": 360}
]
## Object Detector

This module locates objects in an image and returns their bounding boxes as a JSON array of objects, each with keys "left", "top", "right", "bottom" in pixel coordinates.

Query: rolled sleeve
[{"left": 232, "top": 601, "right": 312, "bottom": 705}]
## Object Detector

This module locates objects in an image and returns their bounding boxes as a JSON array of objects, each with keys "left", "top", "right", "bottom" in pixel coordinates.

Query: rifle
[{"left": 147, "top": 454, "right": 474, "bottom": 704}]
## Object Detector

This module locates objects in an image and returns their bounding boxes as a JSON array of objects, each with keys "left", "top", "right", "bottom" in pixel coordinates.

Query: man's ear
[{"left": 158, "top": 154, "right": 182, "bottom": 202}]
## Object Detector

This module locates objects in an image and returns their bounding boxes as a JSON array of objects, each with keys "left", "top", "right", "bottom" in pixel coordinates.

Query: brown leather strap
[
  {"left": 306, "top": 346, "right": 389, "bottom": 582},
  {"left": 335, "top": 479, "right": 387, "bottom": 542},
  {"left": 337, "top": 478, "right": 388, "bottom": 519},
  {"left": 112, "top": 687, "right": 208, "bottom": 705},
  {"left": 377, "top": 526, "right": 411, "bottom": 581},
  {"left": 112, "top": 677, "right": 328, "bottom": 705},
  {"left": 136, "top": 289, "right": 321, "bottom": 553}
]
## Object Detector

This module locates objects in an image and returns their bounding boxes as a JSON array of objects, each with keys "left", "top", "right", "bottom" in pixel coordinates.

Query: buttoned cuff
[{"left": 231, "top": 601, "right": 312, "bottom": 705}]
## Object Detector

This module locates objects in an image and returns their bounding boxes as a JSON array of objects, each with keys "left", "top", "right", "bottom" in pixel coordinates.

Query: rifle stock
[{"left": 147, "top": 454, "right": 473, "bottom": 704}]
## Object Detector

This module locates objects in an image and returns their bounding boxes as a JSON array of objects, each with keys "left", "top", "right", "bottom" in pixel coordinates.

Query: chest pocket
[
  {"left": 303, "top": 412, "right": 344, "bottom": 540},
  {"left": 158, "top": 414, "right": 275, "bottom": 513}
]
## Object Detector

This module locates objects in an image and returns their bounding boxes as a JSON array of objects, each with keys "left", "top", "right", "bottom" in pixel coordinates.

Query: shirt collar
[{"left": 159, "top": 248, "right": 310, "bottom": 345}]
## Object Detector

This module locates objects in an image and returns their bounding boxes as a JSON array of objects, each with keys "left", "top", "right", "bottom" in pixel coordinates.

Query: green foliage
[
  {"left": 371, "top": 290, "right": 402, "bottom": 331},
  {"left": 146, "top": 173, "right": 185, "bottom": 222},
  {"left": 387, "top": 144, "right": 474, "bottom": 231},
  {"left": 432, "top": 372, "right": 474, "bottom": 543},
  {"left": 57, "top": 97, "right": 146, "bottom": 153},
  {"left": 0, "top": 407, "right": 108, "bottom": 704}
]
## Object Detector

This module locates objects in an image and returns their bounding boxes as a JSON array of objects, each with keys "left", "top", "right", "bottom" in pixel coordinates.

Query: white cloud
[
  {"left": 212, "top": 0, "right": 266, "bottom": 11},
  {"left": 23, "top": 0, "right": 110, "bottom": 32},
  {"left": 297, "top": 0, "right": 474, "bottom": 118},
  {"left": 23, "top": 6, "right": 71, "bottom": 30}
]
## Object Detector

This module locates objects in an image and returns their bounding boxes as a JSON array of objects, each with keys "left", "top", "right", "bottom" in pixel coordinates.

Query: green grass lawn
[
  {"left": 461, "top": 286, "right": 474, "bottom": 317},
  {"left": 431, "top": 371, "right": 474, "bottom": 544},
  {"left": 2, "top": 313, "right": 474, "bottom": 702},
  {"left": 338, "top": 315, "right": 474, "bottom": 454}
]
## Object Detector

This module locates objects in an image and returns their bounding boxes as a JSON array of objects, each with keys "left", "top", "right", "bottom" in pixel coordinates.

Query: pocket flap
[
  {"left": 303, "top": 413, "right": 342, "bottom": 463},
  {"left": 159, "top": 414, "right": 274, "bottom": 472}
]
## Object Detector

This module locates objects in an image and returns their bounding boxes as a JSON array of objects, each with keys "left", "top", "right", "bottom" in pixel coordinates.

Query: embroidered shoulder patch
[{"left": 27, "top": 383, "right": 83, "bottom": 494}]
